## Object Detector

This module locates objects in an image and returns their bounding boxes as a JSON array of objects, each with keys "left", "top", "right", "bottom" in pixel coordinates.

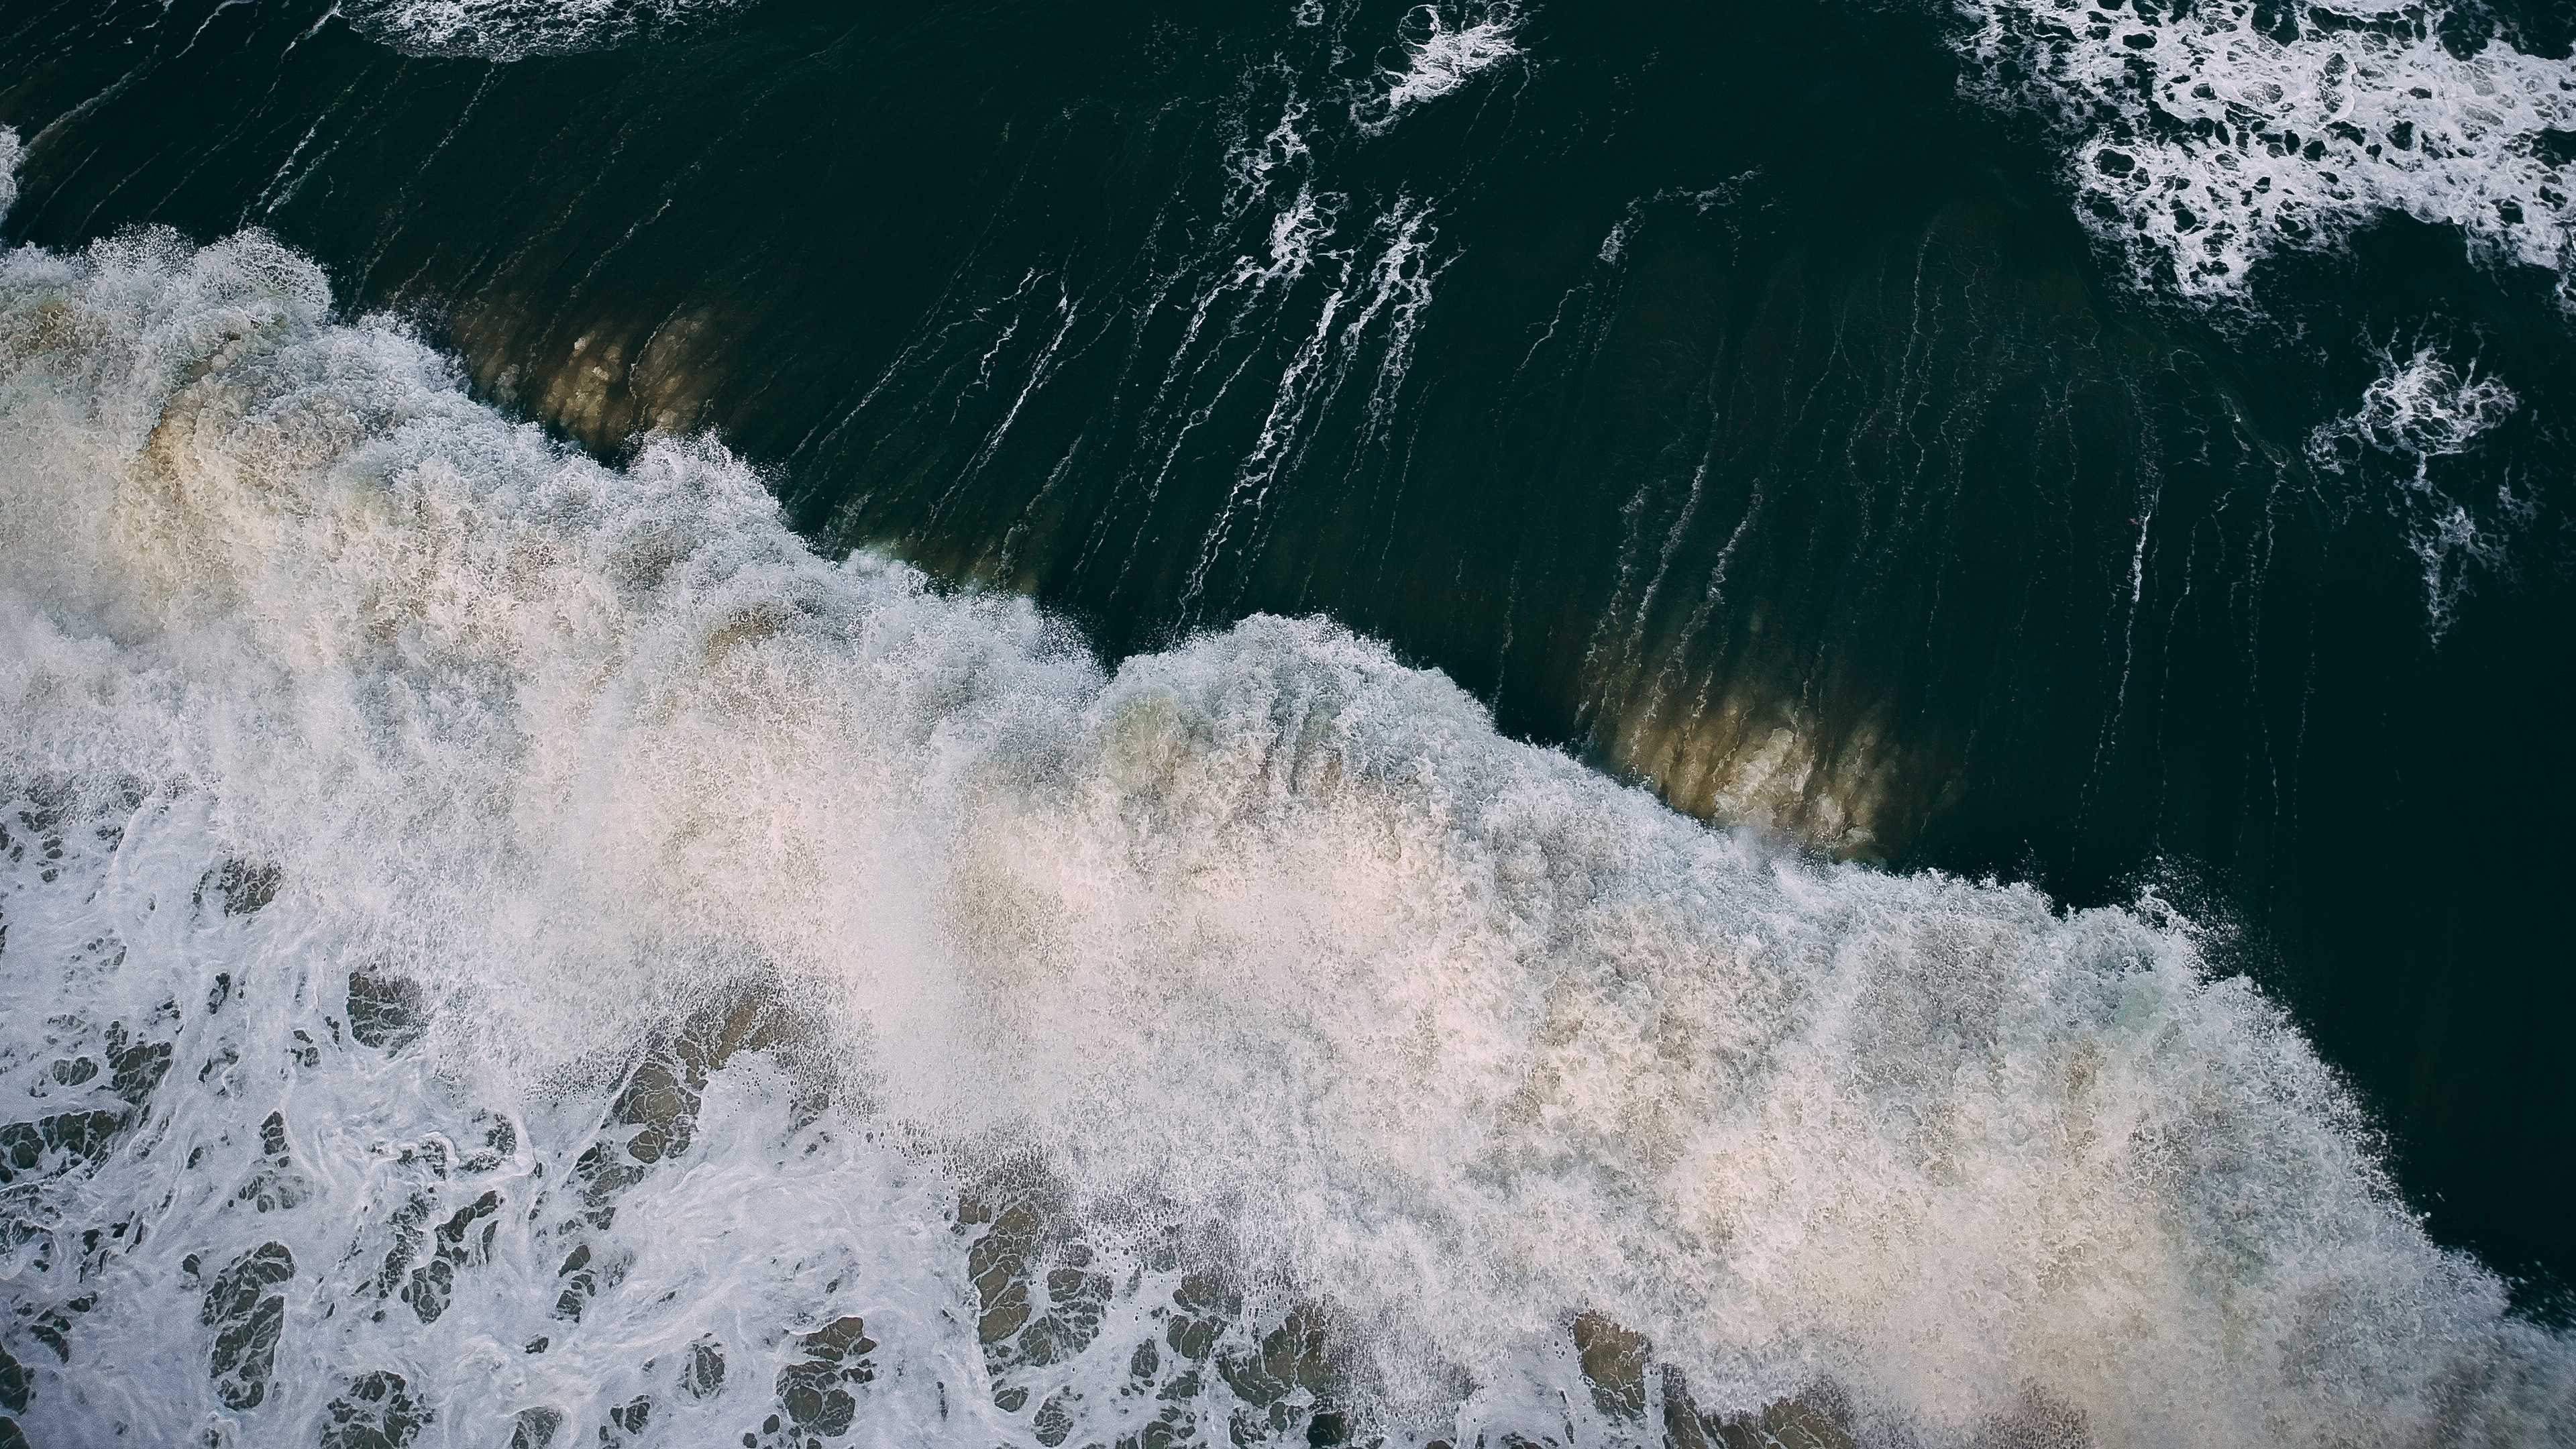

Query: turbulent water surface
[{"left": 1, "top": 2, "right": 2573, "bottom": 1447}]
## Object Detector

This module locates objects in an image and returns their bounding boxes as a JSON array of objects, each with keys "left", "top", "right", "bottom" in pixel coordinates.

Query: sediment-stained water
[{"left": 1, "top": 1, "right": 2571, "bottom": 1445}]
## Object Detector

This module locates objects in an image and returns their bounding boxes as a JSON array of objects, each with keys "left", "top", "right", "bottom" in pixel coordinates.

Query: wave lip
[
  {"left": 3, "top": 215, "right": 2574, "bottom": 1444},
  {"left": 1953, "top": 0, "right": 2576, "bottom": 303}
]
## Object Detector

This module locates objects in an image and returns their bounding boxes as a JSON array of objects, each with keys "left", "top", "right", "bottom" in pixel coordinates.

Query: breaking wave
[{"left": 2, "top": 215, "right": 2572, "bottom": 1444}]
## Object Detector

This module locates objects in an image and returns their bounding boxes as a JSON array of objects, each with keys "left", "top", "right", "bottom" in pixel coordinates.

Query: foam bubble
[
  {"left": 3, "top": 225, "right": 2572, "bottom": 1446},
  {"left": 1952, "top": 0, "right": 2576, "bottom": 303}
]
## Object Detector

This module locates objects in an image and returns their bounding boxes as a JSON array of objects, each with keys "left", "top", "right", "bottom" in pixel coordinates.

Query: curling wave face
[{"left": 2, "top": 219, "right": 2573, "bottom": 1447}]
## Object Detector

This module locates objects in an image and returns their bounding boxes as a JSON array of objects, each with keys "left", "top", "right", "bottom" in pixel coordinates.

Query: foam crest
[
  {"left": 1953, "top": 0, "right": 2576, "bottom": 302},
  {"left": 3, "top": 227, "right": 2573, "bottom": 1446}
]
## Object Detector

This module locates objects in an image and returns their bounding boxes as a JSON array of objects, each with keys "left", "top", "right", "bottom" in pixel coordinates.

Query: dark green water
[{"left": 5, "top": 0, "right": 2571, "bottom": 1310}]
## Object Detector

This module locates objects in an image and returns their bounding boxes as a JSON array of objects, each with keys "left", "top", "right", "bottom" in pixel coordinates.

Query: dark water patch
[
  {"left": 322, "top": 1369, "right": 429, "bottom": 1449},
  {"left": 509, "top": 1407, "right": 564, "bottom": 1449},
  {"left": 0, "top": 1110, "right": 125, "bottom": 1184},
  {"left": 203, "top": 1241, "right": 294, "bottom": 1410},
  {"left": 347, "top": 971, "right": 427, "bottom": 1052},
  {"left": 776, "top": 1316, "right": 875, "bottom": 1437}
]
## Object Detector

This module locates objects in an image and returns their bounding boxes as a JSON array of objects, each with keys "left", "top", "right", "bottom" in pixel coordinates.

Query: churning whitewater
[{"left": 3, "top": 218, "right": 2573, "bottom": 1448}]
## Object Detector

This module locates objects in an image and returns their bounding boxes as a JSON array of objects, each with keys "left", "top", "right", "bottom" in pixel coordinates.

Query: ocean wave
[
  {"left": 1, "top": 211, "right": 2571, "bottom": 1445},
  {"left": 1951, "top": 0, "right": 2576, "bottom": 304}
]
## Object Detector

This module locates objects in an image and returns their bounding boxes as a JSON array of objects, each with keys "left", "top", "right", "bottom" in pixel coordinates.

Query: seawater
[{"left": 2, "top": 0, "right": 2575, "bottom": 1444}]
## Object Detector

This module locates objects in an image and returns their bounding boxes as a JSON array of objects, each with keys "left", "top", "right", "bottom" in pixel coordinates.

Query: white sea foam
[
  {"left": 2310, "top": 339, "right": 2520, "bottom": 467},
  {"left": 1953, "top": 0, "right": 2576, "bottom": 303},
  {"left": 2306, "top": 339, "right": 2525, "bottom": 637},
  {"left": 2, "top": 223, "right": 2573, "bottom": 1447},
  {"left": 1355, "top": 4, "right": 1525, "bottom": 134},
  {"left": 343, "top": 0, "right": 748, "bottom": 58}
]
